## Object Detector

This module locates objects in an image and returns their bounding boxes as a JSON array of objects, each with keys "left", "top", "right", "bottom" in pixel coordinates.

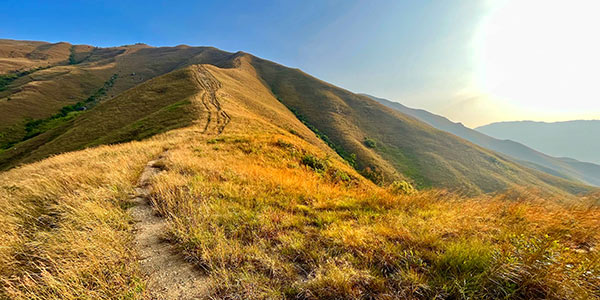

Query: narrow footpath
[{"left": 129, "top": 156, "right": 209, "bottom": 299}]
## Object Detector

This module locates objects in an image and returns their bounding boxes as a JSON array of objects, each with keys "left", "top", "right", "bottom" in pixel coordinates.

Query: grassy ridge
[
  {"left": 0, "top": 61, "right": 598, "bottom": 299},
  {"left": 249, "top": 55, "right": 593, "bottom": 195},
  {"left": 0, "top": 39, "right": 594, "bottom": 195},
  {"left": 20, "top": 74, "right": 118, "bottom": 141},
  {"left": 150, "top": 126, "right": 600, "bottom": 299},
  {"left": 286, "top": 104, "right": 356, "bottom": 167},
  {"left": 0, "top": 69, "right": 198, "bottom": 170}
]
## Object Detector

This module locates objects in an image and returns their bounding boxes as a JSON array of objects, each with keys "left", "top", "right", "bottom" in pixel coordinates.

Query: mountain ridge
[
  {"left": 0, "top": 39, "right": 595, "bottom": 196},
  {"left": 366, "top": 94, "right": 600, "bottom": 187},
  {"left": 477, "top": 120, "right": 600, "bottom": 165}
]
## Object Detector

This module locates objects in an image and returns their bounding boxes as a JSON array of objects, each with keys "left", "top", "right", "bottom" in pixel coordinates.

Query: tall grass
[
  {"left": 0, "top": 140, "right": 163, "bottom": 299},
  {"left": 0, "top": 97, "right": 598, "bottom": 298},
  {"left": 0, "top": 122, "right": 598, "bottom": 299},
  {"left": 147, "top": 128, "right": 600, "bottom": 299}
]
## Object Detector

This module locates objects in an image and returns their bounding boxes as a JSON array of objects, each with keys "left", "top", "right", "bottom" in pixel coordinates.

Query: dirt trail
[
  {"left": 192, "top": 65, "right": 231, "bottom": 134},
  {"left": 129, "top": 156, "right": 209, "bottom": 299}
]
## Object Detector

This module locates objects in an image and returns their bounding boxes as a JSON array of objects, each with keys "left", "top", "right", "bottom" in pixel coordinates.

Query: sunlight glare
[{"left": 474, "top": 0, "right": 600, "bottom": 113}]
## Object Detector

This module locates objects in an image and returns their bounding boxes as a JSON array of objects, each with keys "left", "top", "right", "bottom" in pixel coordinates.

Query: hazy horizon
[{"left": 2, "top": 0, "right": 599, "bottom": 127}]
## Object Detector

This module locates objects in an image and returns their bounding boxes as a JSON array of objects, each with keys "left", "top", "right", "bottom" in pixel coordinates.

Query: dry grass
[
  {"left": 2, "top": 38, "right": 588, "bottom": 196},
  {"left": 0, "top": 139, "right": 164, "bottom": 299},
  {"left": 0, "top": 114, "right": 598, "bottom": 299},
  {"left": 146, "top": 124, "right": 600, "bottom": 299},
  {"left": 0, "top": 51, "right": 598, "bottom": 299}
]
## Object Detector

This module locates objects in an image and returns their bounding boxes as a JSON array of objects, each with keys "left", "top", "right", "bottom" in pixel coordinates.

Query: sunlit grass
[
  {"left": 0, "top": 96, "right": 598, "bottom": 299},
  {"left": 148, "top": 126, "right": 600, "bottom": 299},
  {"left": 0, "top": 140, "right": 164, "bottom": 299}
]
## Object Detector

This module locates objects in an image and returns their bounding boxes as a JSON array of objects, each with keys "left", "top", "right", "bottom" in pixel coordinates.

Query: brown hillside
[
  {"left": 1, "top": 62, "right": 598, "bottom": 298},
  {"left": 0, "top": 39, "right": 594, "bottom": 195}
]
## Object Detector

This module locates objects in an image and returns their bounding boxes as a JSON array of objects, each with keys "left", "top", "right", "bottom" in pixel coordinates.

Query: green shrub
[
  {"left": 301, "top": 154, "right": 327, "bottom": 171},
  {"left": 274, "top": 139, "right": 293, "bottom": 149},
  {"left": 68, "top": 46, "right": 77, "bottom": 65},
  {"left": 389, "top": 180, "right": 416, "bottom": 195},
  {"left": 364, "top": 137, "right": 377, "bottom": 148},
  {"left": 207, "top": 137, "right": 225, "bottom": 144},
  {"left": 0, "top": 66, "right": 52, "bottom": 91},
  {"left": 362, "top": 167, "right": 385, "bottom": 184}
]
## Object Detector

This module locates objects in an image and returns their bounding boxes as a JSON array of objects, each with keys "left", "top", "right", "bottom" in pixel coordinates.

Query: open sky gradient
[{"left": 2, "top": 0, "right": 598, "bottom": 127}]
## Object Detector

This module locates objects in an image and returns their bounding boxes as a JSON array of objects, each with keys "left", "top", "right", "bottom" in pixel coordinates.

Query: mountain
[
  {"left": 367, "top": 94, "right": 600, "bottom": 187},
  {"left": 0, "top": 39, "right": 592, "bottom": 196},
  {"left": 477, "top": 120, "right": 600, "bottom": 165},
  {"left": 1, "top": 39, "right": 599, "bottom": 299}
]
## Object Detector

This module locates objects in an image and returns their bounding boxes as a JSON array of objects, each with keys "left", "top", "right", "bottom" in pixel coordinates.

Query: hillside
[
  {"left": 1, "top": 45, "right": 599, "bottom": 299},
  {"left": 367, "top": 95, "right": 600, "bottom": 187},
  {"left": 0, "top": 39, "right": 73, "bottom": 73},
  {"left": 249, "top": 58, "right": 594, "bottom": 195},
  {"left": 477, "top": 120, "right": 600, "bottom": 165},
  {"left": 0, "top": 41, "right": 594, "bottom": 195}
]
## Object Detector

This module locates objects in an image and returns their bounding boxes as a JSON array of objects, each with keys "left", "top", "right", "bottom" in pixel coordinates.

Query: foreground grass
[
  {"left": 148, "top": 127, "right": 600, "bottom": 299},
  {"left": 0, "top": 140, "right": 163, "bottom": 299},
  {"left": 0, "top": 120, "right": 598, "bottom": 299}
]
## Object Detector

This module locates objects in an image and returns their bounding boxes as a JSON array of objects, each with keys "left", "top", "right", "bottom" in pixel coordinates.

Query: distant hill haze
[
  {"left": 476, "top": 120, "right": 600, "bottom": 165},
  {"left": 366, "top": 94, "right": 600, "bottom": 187},
  {"left": 0, "top": 39, "right": 595, "bottom": 195}
]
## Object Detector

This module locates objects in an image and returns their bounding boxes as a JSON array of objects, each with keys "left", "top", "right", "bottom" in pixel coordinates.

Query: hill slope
[
  {"left": 1, "top": 52, "right": 599, "bottom": 298},
  {"left": 367, "top": 95, "right": 600, "bottom": 187},
  {"left": 250, "top": 57, "right": 591, "bottom": 194},
  {"left": 0, "top": 39, "right": 594, "bottom": 196},
  {"left": 477, "top": 120, "right": 600, "bottom": 165}
]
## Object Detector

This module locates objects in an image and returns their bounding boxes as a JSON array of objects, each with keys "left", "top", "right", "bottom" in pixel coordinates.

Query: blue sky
[{"left": 2, "top": 0, "right": 599, "bottom": 127}]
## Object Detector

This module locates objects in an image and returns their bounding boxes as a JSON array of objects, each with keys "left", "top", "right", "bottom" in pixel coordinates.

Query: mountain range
[
  {"left": 477, "top": 120, "right": 600, "bottom": 165},
  {"left": 367, "top": 95, "right": 600, "bottom": 187}
]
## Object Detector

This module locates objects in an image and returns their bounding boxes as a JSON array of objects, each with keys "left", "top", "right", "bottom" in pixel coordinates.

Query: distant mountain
[
  {"left": 477, "top": 120, "right": 600, "bottom": 165},
  {"left": 366, "top": 94, "right": 600, "bottom": 187}
]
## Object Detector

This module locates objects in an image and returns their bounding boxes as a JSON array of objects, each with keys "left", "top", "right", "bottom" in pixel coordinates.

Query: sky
[{"left": 2, "top": 0, "right": 599, "bottom": 127}]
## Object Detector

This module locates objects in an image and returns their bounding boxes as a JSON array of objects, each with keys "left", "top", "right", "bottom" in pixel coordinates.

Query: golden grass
[
  {"left": 0, "top": 58, "right": 598, "bottom": 299},
  {"left": 0, "top": 139, "right": 164, "bottom": 299},
  {"left": 0, "top": 114, "right": 598, "bottom": 299},
  {"left": 145, "top": 123, "right": 600, "bottom": 299}
]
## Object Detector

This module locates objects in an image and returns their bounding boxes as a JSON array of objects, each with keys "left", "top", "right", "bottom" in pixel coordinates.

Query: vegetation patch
[
  {"left": 301, "top": 153, "right": 328, "bottom": 171},
  {"left": 0, "top": 66, "right": 51, "bottom": 92},
  {"left": 22, "top": 74, "right": 118, "bottom": 140},
  {"left": 388, "top": 180, "right": 416, "bottom": 195},
  {"left": 68, "top": 46, "right": 78, "bottom": 65},
  {"left": 287, "top": 106, "right": 356, "bottom": 167},
  {"left": 364, "top": 137, "right": 377, "bottom": 148}
]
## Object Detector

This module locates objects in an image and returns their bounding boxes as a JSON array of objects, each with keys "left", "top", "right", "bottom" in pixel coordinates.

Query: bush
[
  {"left": 364, "top": 137, "right": 377, "bottom": 148},
  {"left": 301, "top": 154, "right": 327, "bottom": 171},
  {"left": 389, "top": 180, "right": 416, "bottom": 195},
  {"left": 362, "top": 166, "right": 385, "bottom": 184},
  {"left": 274, "top": 139, "right": 293, "bottom": 149}
]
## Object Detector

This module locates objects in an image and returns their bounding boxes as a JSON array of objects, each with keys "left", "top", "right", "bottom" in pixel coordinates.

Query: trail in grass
[
  {"left": 193, "top": 65, "right": 230, "bottom": 134},
  {"left": 130, "top": 155, "right": 209, "bottom": 299}
]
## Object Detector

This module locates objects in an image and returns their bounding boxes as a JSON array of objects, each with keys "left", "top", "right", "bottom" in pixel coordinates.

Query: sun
[{"left": 473, "top": 0, "right": 600, "bottom": 115}]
